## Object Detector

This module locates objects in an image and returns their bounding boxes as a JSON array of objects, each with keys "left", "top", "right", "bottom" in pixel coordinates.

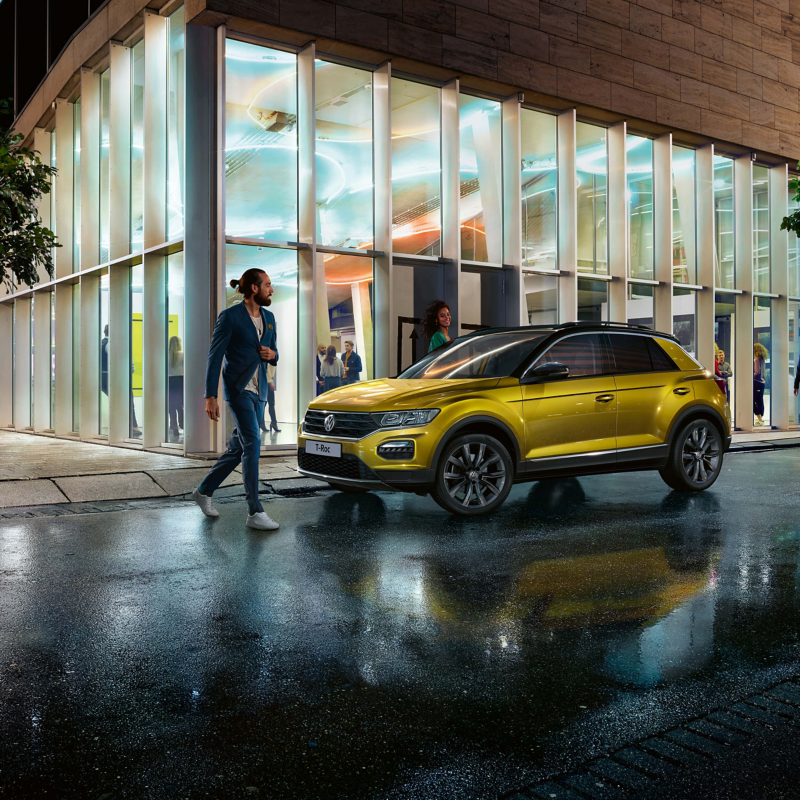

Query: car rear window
[{"left": 607, "top": 333, "right": 678, "bottom": 373}]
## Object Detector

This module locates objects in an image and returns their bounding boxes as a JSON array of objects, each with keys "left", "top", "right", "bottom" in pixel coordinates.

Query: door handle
[
  {"left": 595, "top": 394, "right": 615, "bottom": 403},
  {"left": 673, "top": 387, "right": 691, "bottom": 395}
]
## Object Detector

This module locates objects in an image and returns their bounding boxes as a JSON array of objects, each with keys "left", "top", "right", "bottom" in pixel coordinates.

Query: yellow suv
[{"left": 297, "top": 323, "right": 732, "bottom": 516}]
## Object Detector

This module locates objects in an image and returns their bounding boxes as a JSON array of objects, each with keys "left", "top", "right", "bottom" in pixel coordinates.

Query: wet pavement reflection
[{"left": 2, "top": 451, "right": 800, "bottom": 798}]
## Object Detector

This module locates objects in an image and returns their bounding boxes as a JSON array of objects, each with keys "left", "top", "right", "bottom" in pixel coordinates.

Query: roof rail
[{"left": 558, "top": 321, "right": 653, "bottom": 331}]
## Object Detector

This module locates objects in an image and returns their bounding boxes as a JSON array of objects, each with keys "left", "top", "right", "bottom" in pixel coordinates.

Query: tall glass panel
[
  {"left": 459, "top": 95, "right": 502, "bottom": 263},
  {"left": 525, "top": 273, "right": 557, "bottom": 324},
  {"left": 521, "top": 109, "right": 557, "bottom": 271},
  {"left": 167, "top": 252, "right": 185, "bottom": 444},
  {"left": 167, "top": 8, "right": 185, "bottom": 241},
  {"left": 789, "top": 185, "right": 800, "bottom": 297},
  {"left": 225, "top": 40, "right": 297, "bottom": 240},
  {"left": 73, "top": 98, "right": 81, "bottom": 271},
  {"left": 50, "top": 129, "right": 57, "bottom": 263},
  {"left": 50, "top": 292, "right": 55, "bottom": 429},
  {"left": 72, "top": 283, "right": 80, "bottom": 431},
  {"left": 390, "top": 78, "right": 441, "bottom": 256},
  {"left": 225, "top": 245, "right": 298, "bottom": 446},
  {"left": 672, "top": 145, "right": 696, "bottom": 284},
  {"left": 714, "top": 292, "right": 735, "bottom": 417},
  {"left": 714, "top": 155, "right": 734, "bottom": 289},
  {"left": 99, "top": 274, "right": 110, "bottom": 435},
  {"left": 576, "top": 123, "right": 607, "bottom": 275},
  {"left": 314, "top": 60, "right": 373, "bottom": 248},
  {"left": 99, "top": 69, "right": 110, "bottom": 264},
  {"left": 753, "top": 164, "right": 770, "bottom": 293},
  {"left": 577, "top": 277, "right": 608, "bottom": 320},
  {"left": 627, "top": 134, "right": 653, "bottom": 280},
  {"left": 790, "top": 300, "right": 800, "bottom": 424},
  {"left": 30, "top": 298, "right": 35, "bottom": 425},
  {"left": 130, "top": 264, "right": 144, "bottom": 439},
  {"left": 131, "top": 40, "right": 145, "bottom": 252},
  {"left": 673, "top": 287, "right": 696, "bottom": 358},
  {"left": 754, "top": 296, "right": 771, "bottom": 427},
  {"left": 628, "top": 284, "right": 653, "bottom": 329}
]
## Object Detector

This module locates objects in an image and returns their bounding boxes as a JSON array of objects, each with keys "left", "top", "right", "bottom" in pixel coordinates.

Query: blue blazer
[
  {"left": 343, "top": 351, "right": 362, "bottom": 380},
  {"left": 205, "top": 302, "right": 278, "bottom": 402}
]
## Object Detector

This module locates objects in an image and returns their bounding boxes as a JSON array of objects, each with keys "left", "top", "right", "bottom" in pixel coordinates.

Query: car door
[
  {"left": 607, "top": 333, "right": 694, "bottom": 459},
  {"left": 522, "top": 332, "right": 617, "bottom": 465}
]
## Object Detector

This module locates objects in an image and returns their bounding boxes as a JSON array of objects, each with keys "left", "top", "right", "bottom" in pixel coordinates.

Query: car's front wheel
[
  {"left": 659, "top": 419, "right": 723, "bottom": 492},
  {"left": 431, "top": 434, "right": 513, "bottom": 516}
]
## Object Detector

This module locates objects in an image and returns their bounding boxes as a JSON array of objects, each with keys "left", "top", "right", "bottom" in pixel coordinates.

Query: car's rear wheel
[
  {"left": 327, "top": 481, "right": 371, "bottom": 494},
  {"left": 659, "top": 419, "right": 723, "bottom": 492},
  {"left": 431, "top": 434, "right": 513, "bottom": 516}
]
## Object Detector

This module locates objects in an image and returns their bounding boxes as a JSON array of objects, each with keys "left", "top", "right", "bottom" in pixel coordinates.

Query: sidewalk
[{"left": 0, "top": 431, "right": 302, "bottom": 508}]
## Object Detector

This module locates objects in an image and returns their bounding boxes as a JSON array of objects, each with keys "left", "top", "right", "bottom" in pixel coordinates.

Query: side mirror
[{"left": 520, "top": 362, "right": 570, "bottom": 385}]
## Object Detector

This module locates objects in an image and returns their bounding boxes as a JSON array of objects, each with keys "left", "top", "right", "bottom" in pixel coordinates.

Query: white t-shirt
[{"left": 244, "top": 313, "right": 264, "bottom": 395}]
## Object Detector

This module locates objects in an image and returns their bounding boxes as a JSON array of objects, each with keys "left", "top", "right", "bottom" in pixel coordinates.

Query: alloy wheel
[
  {"left": 681, "top": 424, "right": 720, "bottom": 484},
  {"left": 443, "top": 442, "right": 507, "bottom": 508}
]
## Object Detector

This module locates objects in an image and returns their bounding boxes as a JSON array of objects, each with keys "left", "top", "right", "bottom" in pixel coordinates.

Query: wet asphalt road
[{"left": 1, "top": 450, "right": 800, "bottom": 800}]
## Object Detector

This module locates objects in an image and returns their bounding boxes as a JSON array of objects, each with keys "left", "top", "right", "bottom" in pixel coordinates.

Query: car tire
[
  {"left": 430, "top": 434, "right": 514, "bottom": 516},
  {"left": 659, "top": 419, "right": 723, "bottom": 493},
  {"left": 327, "top": 481, "right": 371, "bottom": 494}
]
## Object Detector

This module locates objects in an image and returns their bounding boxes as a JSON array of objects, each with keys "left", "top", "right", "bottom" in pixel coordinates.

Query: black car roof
[{"left": 460, "top": 321, "right": 680, "bottom": 344}]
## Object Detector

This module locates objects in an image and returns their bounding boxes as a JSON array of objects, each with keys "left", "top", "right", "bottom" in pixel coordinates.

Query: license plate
[{"left": 306, "top": 440, "right": 341, "bottom": 458}]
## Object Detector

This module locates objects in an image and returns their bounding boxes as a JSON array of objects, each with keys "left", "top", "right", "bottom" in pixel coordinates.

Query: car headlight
[{"left": 374, "top": 409, "right": 440, "bottom": 428}]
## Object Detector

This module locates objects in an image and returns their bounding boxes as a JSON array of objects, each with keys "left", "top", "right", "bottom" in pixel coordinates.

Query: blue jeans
[{"left": 199, "top": 390, "right": 264, "bottom": 515}]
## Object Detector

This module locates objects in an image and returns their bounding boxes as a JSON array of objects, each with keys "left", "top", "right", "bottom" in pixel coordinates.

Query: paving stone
[
  {"left": 0, "top": 479, "right": 68, "bottom": 508},
  {"left": 708, "top": 710, "right": 772, "bottom": 736},
  {"left": 663, "top": 727, "right": 727, "bottom": 756},
  {"left": 528, "top": 782, "right": 587, "bottom": 799},
  {"left": 266, "top": 478, "right": 331, "bottom": 495},
  {"left": 146, "top": 467, "right": 242, "bottom": 496},
  {"left": 730, "top": 701, "right": 787, "bottom": 727},
  {"left": 53, "top": 473, "right": 167, "bottom": 503},
  {"left": 614, "top": 746, "right": 677, "bottom": 778},
  {"left": 766, "top": 682, "right": 800, "bottom": 707},
  {"left": 561, "top": 772, "right": 627, "bottom": 799},
  {"left": 635, "top": 736, "right": 711, "bottom": 768},
  {"left": 746, "top": 695, "right": 800, "bottom": 723},
  {"left": 587, "top": 758, "right": 654, "bottom": 791},
  {"left": 685, "top": 717, "right": 751, "bottom": 745}
]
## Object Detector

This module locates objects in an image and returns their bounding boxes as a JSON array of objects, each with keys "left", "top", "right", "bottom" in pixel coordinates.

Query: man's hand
[
  {"left": 268, "top": 381, "right": 275, "bottom": 390},
  {"left": 795, "top": 387, "right": 798, "bottom": 397},
  {"left": 205, "top": 397, "right": 220, "bottom": 421},
  {"left": 259, "top": 346, "right": 276, "bottom": 361}
]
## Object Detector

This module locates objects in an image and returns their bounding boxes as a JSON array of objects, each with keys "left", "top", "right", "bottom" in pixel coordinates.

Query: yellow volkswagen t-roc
[{"left": 297, "top": 323, "right": 732, "bottom": 516}]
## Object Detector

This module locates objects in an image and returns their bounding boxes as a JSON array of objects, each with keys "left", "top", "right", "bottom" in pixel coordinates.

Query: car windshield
[{"left": 399, "top": 332, "right": 549, "bottom": 379}]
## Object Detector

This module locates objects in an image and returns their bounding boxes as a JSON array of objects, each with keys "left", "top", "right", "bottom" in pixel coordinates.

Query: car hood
[{"left": 309, "top": 377, "right": 503, "bottom": 411}]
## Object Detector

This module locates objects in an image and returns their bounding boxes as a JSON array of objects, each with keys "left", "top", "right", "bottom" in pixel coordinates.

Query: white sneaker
[
  {"left": 191, "top": 488, "right": 219, "bottom": 517},
  {"left": 246, "top": 511, "right": 280, "bottom": 531}
]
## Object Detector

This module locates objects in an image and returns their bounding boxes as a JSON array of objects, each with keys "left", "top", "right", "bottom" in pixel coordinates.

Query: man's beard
[{"left": 257, "top": 295, "right": 272, "bottom": 306}]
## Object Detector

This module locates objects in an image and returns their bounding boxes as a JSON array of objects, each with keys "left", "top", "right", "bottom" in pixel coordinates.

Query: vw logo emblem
[{"left": 324, "top": 414, "right": 335, "bottom": 433}]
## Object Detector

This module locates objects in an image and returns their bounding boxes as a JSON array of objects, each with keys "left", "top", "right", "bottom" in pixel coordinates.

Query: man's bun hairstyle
[{"left": 230, "top": 268, "right": 266, "bottom": 297}]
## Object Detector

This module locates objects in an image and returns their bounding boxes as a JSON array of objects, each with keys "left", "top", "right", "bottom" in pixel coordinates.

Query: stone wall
[{"left": 189, "top": 0, "right": 800, "bottom": 161}]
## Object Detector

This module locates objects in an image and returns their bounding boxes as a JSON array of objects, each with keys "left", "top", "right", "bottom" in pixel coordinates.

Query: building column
[
  {"left": 108, "top": 264, "right": 131, "bottom": 443},
  {"left": 441, "top": 78, "right": 461, "bottom": 334},
  {"left": 557, "top": 108, "right": 577, "bottom": 322},
  {"left": 298, "top": 41, "right": 317, "bottom": 413},
  {"left": 373, "top": 62, "right": 392, "bottom": 377},
  {"left": 33, "top": 292, "right": 52, "bottom": 431},
  {"left": 79, "top": 274, "right": 100, "bottom": 438},
  {"left": 53, "top": 282, "right": 74, "bottom": 435},
  {"left": 183, "top": 21, "right": 217, "bottom": 455},
  {"left": 734, "top": 155, "right": 754, "bottom": 431},
  {"left": 607, "top": 120, "right": 627, "bottom": 321},
  {"left": 502, "top": 93, "right": 524, "bottom": 326},
  {"left": 695, "top": 144, "right": 715, "bottom": 372},
  {"left": 80, "top": 69, "right": 101, "bottom": 270},
  {"left": 0, "top": 303, "right": 11, "bottom": 427},
  {"left": 653, "top": 133, "right": 673, "bottom": 333},
  {"left": 142, "top": 10, "right": 169, "bottom": 447},
  {"left": 54, "top": 99, "right": 75, "bottom": 279},
  {"left": 771, "top": 162, "right": 790, "bottom": 430},
  {"left": 13, "top": 299, "right": 32, "bottom": 428},
  {"left": 109, "top": 42, "right": 131, "bottom": 261},
  {"left": 33, "top": 128, "right": 51, "bottom": 286}
]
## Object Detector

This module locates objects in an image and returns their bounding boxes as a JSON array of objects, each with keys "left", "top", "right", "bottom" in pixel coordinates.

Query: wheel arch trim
[
  {"left": 667, "top": 405, "right": 729, "bottom": 452},
  {"left": 429, "top": 415, "right": 522, "bottom": 474}
]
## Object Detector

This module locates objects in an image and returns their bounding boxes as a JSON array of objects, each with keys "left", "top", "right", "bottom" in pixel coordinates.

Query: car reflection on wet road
[{"left": 1, "top": 450, "right": 799, "bottom": 799}]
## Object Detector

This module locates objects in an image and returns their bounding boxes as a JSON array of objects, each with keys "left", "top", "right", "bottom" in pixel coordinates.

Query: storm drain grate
[{"left": 503, "top": 676, "right": 800, "bottom": 800}]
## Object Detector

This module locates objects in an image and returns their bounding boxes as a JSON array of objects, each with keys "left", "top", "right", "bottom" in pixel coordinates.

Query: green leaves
[
  {"left": 782, "top": 171, "right": 800, "bottom": 236},
  {"left": 0, "top": 98, "right": 60, "bottom": 292}
]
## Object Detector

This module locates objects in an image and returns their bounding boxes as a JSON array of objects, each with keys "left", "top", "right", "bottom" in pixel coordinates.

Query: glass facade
[
  {"left": 390, "top": 78, "right": 441, "bottom": 256},
  {"left": 753, "top": 164, "right": 770, "bottom": 293},
  {"left": 525, "top": 273, "right": 558, "bottom": 324},
  {"left": 789, "top": 187, "right": 800, "bottom": 298},
  {"left": 99, "top": 69, "right": 111, "bottom": 264},
  {"left": 131, "top": 39, "right": 144, "bottom": 253},
  {"left": 578, "top": 278, "right": 608, "bottom": 320},
  {"left": 521, "top": 109, "right": 557, "bottom": 271},
  {"left": 99, "top": 273, "right": 110, "bottom": 435},
  {"left": 628, "top": 284, "right": 653, "bottom": 329},
  {"left": 754, "top": 296, "right": 772, "bottom": 427},
  {"left": 576, "top": 123, "right": 607, "bottom": 275},
  {"left": 167, "top": 252, "right": 185, "bottom": 444},
  {"left": 672, "top": 145, "right": 695, "bottom": 285},
  {"left": 673, "top": 288, "right": 696, "bottom": 358},
  {"left": 714, "top": 155, "right": 734, "bottom": 289},
  {"left": 73, "top": 98, "right": 81, "bottom": 271},
  {"left": 627, "top": 134, "right": 653, "bottom": 280},
  {"left": 72, "top": 284, "right": 80, "bottom": 432},
  {"left": 130, "top": 264, "right": 144, "bottom": 439},
  {"left": 715, "top": 292, "right": 735, "bottom": 417},
  {"left": 167, "top": 7, "right": 185, "bottom": 241}
]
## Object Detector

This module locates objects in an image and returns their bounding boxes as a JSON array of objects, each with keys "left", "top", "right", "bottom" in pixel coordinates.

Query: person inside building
[
  {"left": 320, "top": 345, "right": 344, "bottom": 392},
  {"left": 422, "top": 300, "right": 451, "bottom": 353},
  {"left": 716, "top": 348, "right": 732, "bottom": 403},
  {"left": 753, "top": 342, "right": 768, "bottom": 427},
  {"left": 192, "top": 268, "right": 280, "bottom": 531},
  {"left": 168, "top": 335, "right": 184, "bottom": 440},
  {"left": 101, "top": 324, "right": 142, "bottom": 439},
  {"left": 266, "top": 363, "right": 280, "bottom": 433},
  {"left": 316, "top": 343, "right": 326, "bottom": 396},
  {"left": 342, "top": 340, "right": 362, "bottom": 385}
]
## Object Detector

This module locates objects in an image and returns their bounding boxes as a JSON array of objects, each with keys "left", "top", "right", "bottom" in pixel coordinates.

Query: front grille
[
  {"left": 298, "top": 449, "right": 382, "bottom": 482},
  {"left": 303, "top": 410, "right": 380, "bottom": 439}
]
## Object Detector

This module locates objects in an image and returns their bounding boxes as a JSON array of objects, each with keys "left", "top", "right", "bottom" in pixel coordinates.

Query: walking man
[
  {"left": 191, "top": 268, "right": 280, "bottom": 530},
  {"left": 342, "top": 340, "right": 362, "bottom": 385}
]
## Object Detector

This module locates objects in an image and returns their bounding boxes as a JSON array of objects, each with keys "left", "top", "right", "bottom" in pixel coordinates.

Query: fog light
[{"left": 377, "top": 441, "right": 415, "bottom": 460}]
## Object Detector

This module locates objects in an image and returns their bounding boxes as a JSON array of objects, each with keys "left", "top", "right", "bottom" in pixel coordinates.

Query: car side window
[
  {"left": 535, "top": 333, "right": 610, "bottom": 377},
  {"left": 608, "top": 334, "right": 653, "bottom": 374},
  {"left": 648, "top": 338, "right": 677, "bottom": 370}
]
